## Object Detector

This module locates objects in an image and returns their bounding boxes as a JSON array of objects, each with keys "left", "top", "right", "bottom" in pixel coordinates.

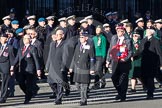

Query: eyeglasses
[
  {"left": 27, "top": 33, "right": 35, "bottom": 35},
  {"left": 79, "top": 36, "right": 84, "bottom": 38},
  {"left": 133, "top": 35, "right": 139, "bottom": 37}
]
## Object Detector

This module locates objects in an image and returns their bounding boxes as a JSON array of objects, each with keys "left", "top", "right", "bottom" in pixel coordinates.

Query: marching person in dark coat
[
  {"left": 0, "top": 33, "right": 15, "bottom": 103},
  {"left": 46, "top": 28, "right": 66, "bottom": 105},
  {"left": 134, "top": 28, "right": 162, "bottom": 99},
  {"left": 69, "top": 32, "right": 95, "bottom": 106},
  {"left": 106, "top": 25, "right": 132, "bottom": 101},
  {"left": 10, "top": 34, "right": 41, "bottom": 104}
]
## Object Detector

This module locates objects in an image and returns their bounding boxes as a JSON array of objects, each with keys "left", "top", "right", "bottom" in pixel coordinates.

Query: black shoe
[
  {"left": 146, "top": 95, "right": 154, "bottom": 100},
  {"left": 32, "top": 87, "right": 40, "bottom": 97},
  {"left": 101, "top": 83, "right": 106, "bottom": 88},
  {"left": 0, "top": 99, "right": 6, "bottom": 103},
  {"left": 80, "top": 101, "right": 87, "bottom": 106},
  {"left": 129, "top": 89, "right": 136, "bottom": 93},
  {"left": 120, "top": 98, "right": 126, "bottom": 102},
  {"left": 24, "top": 99, "right": 30, "bottom": 104},
  {"left": 8, "top": 93, "right": 14, "bottom": 97},
  {"left": 115, "top": 95, "right": 121, "bottom": 100},
  {"left": 65, "top": 89, "right": 70, "bottom": 96},
  {"left": 87, "top": 88, "right": 90, "bottom": 93},
  {"left": 49, "top": 93, "right": 56, "bottom": 99},
  {"left": 55, "top": 101, "right": 62, "bottom": 105},
  {"left": 91, "top": 85, "right": 100, "bottom": 89}
]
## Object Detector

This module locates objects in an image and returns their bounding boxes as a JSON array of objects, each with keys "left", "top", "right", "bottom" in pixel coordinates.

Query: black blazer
[
  {"left": 13, "top": 44, "right": 40, "bottom": 74},
  {"left": 0, "top": 44, "right": 15, "bottom": 73},
  {"left": 32, "top": 39, "right": 43, "bottom": 58}
]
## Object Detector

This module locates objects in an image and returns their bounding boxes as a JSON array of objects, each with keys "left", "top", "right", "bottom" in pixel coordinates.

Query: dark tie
[
  {"left": 80, "top": 45, "right": 83, "bottom": 51},
  {"left": 1, "top": 46, "right": 4, "bottom": 50},
  {"left": 22, "top": 46, "right": 26, "bottom": 55},
  {"left": 0, "top": 45, "right": 4, "bottom": 56}
]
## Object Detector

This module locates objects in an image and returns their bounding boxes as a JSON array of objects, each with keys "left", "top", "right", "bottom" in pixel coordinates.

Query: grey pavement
[{"left": 1, "top": 75, "right": 162, "bottom": 108}]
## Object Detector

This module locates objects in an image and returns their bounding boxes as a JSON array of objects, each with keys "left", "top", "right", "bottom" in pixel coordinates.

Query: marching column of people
[{"left": 0, "top": 13, "right": 162, "bottom": 106}]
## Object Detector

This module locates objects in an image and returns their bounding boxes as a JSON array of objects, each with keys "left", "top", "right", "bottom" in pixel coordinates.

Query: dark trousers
[
  {"left": 17, "top": 72, "right": 34, "bottom": 100},
  {"left": 142, "top": 76, "right": 154, "bottom": 96},
  {"left": 50, "top": 83, "right": 63, "bottom": 102},
  {"left": 94, "top": 57, "right": 105, "bottom": 86},
  {"left": 0, "top": 73, "right": 10, "bottom": 100},
  {"left": 32, "top": 74, "right": 39, "bottom": 95},
  {"left": 76, "top": 83, "right": 88, "bottom": 102},
  {"left": 111, "top": 63, "right": 129, "bottom": 99},
  {"left": 49, "top": 83, "right": 57, "bottom": 95},
  {"left": 8, "top": 75, "right": 15, "bottom": 95}
]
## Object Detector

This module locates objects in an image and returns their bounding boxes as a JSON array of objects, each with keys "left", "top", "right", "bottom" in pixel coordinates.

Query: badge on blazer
[
  {"left": 83, "top": 45, "right": 90, "bottom": 53},
  {"left": 26, "top": 53, "right": 31, "bottom": 58},
  {"left": 84, "top": 45, "right": 90, "bottom": 50},
  {"left": 3, "top": 52, "right": 9, "bottom": 57}
]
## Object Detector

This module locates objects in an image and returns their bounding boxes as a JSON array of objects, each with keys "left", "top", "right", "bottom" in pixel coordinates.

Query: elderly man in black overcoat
[
  {"left": 134, "top": 28, "right": 162, "bottom": 99},
  {"left": 46, "top": 28, "right": 67, "bottom": 105}
]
